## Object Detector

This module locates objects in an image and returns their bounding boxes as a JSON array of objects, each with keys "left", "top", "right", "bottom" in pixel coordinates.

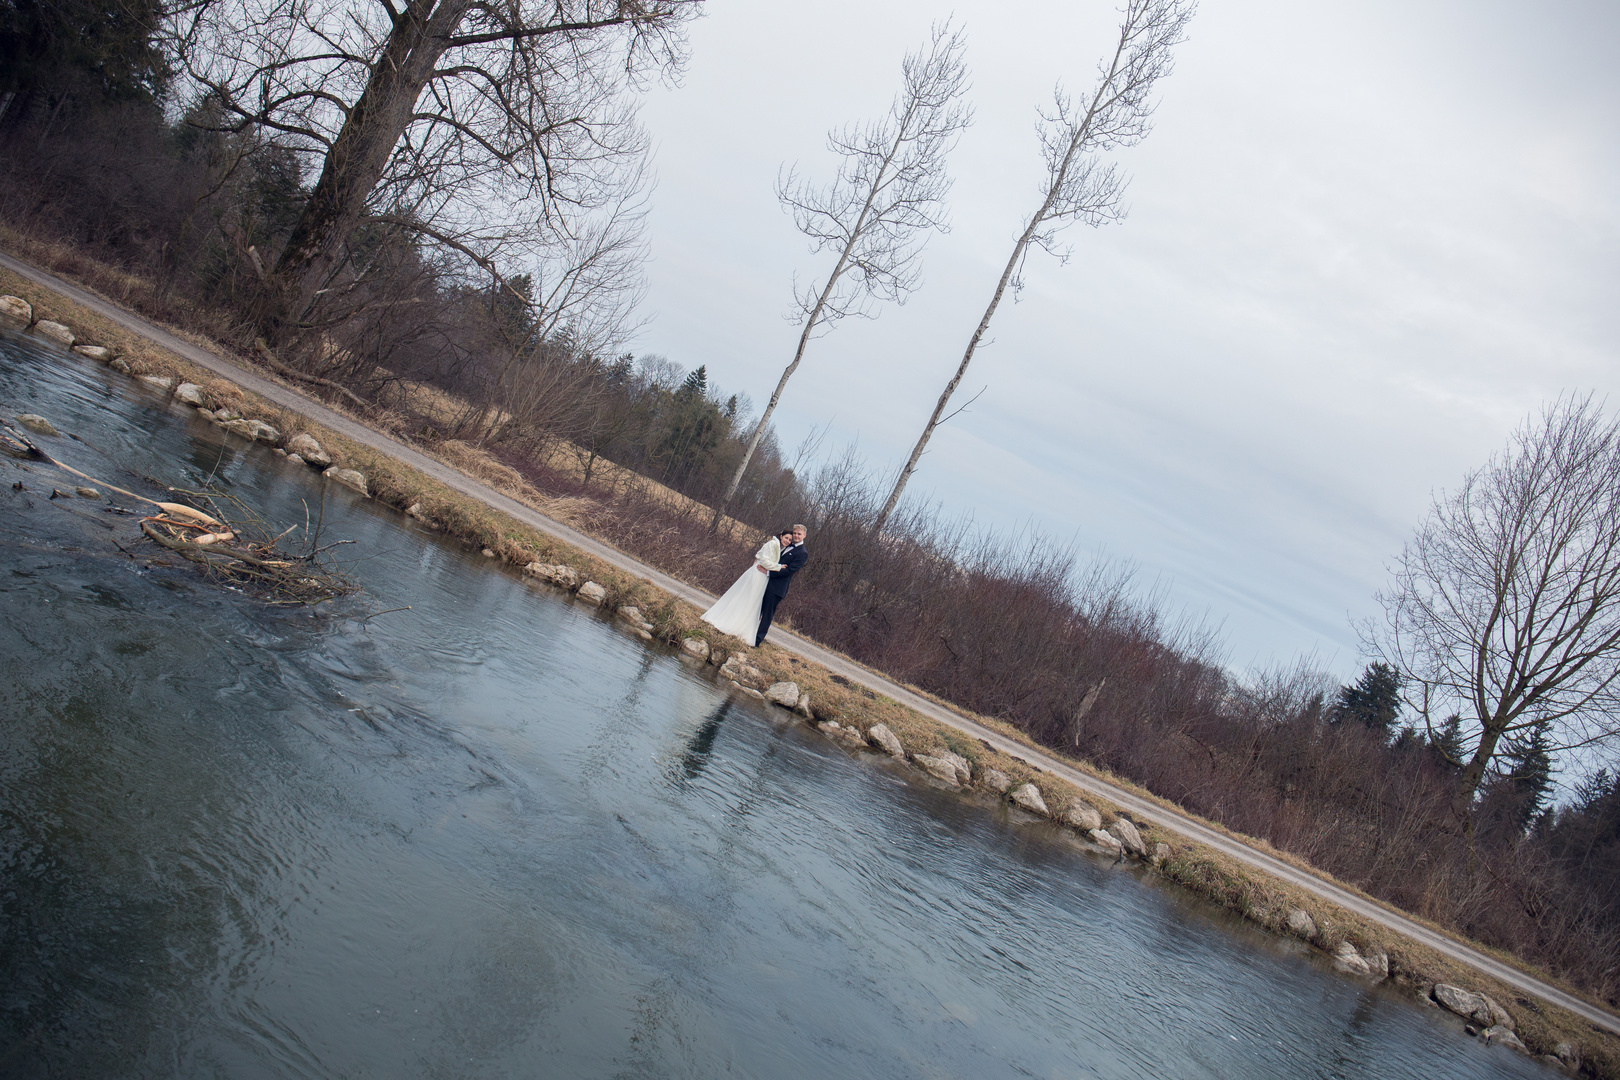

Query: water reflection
[{"left": 679, "top": 699, "right": 734, "bottom": 779}]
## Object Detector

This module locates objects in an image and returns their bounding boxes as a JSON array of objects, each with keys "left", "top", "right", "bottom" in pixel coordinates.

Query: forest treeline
[{"left": 5, "top": 0, "right": 1620, "bottom": 1007}]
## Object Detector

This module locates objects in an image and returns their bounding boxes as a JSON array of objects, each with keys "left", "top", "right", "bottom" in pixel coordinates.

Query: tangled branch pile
[
  {"left": 136, "top": 491, "right": 355, "bottom": 604},
  {"left": 3, "top": 420, "right": 353, "bottom": 604}
]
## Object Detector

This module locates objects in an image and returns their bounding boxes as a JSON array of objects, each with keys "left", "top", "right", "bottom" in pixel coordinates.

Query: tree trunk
[
  {"left": 873, "top": 218, "right": 1034, "bottom": 533},
  {"left": 269, "top": 0, "right": 471, "bottom": 337},
  {"left": 1454, "top": 719, "right": 1506, "bottom": 820},
  {"left": 706, "top": 287, "right": 830, "bottom": 533}
]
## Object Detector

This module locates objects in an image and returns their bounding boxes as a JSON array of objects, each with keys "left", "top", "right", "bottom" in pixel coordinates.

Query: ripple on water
[{"left": 0, "top": 331, "right": 1558, "bottom": 1079}]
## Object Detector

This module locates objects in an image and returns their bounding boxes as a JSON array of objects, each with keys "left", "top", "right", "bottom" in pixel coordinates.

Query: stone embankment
[
  {"left": 4, "top": 294, "right": 373, "bottom": 500},
  {"left": 2, "top": 274, "right": 1611, "bottom": 1076}
]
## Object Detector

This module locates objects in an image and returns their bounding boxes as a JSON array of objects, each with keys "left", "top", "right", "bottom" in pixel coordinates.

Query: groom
[{"left": 755, "top": 523, "right": 808, "bottom": 646}]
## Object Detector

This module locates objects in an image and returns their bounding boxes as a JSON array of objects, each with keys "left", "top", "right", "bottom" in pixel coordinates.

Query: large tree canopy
[
  {"left": 1367, "top": 395, "right": 1620, "bottom": 813},
  {"left": 169, "top": 0, "right": 695, "bottom": 339}
]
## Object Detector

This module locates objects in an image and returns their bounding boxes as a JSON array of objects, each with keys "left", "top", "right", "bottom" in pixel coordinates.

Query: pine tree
[
  {"left": 1430, "top": 714, "right": 1466, "bottom": 766},
  {"left": 1500, "top": 719, "right": 1556, "bottom": 832},
  {"left": 678, "top": 365, "right": 707, "bottom": 400},
  {"left": 1332, "top": 662, "right": 1402, "bottom": 734}
]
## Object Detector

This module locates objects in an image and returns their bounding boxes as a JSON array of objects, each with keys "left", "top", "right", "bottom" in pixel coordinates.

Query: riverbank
[{"left": 0, "top": 254, "right": 1611, "bottom": 1076}]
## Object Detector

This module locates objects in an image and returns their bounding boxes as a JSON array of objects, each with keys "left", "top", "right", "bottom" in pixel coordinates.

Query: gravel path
[{"left": 4, "top": 249, "right": 1614, "bottom": 1036}]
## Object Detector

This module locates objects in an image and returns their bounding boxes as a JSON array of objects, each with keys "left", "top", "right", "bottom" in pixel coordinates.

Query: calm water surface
[{"left": 0, "top": 331, "right": 1553, "bottom": 1078}]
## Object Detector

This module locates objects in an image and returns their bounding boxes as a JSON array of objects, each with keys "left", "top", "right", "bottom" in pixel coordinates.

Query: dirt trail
[{"left": 4, "top": 249, "right": 1615, "bottom": 1036}]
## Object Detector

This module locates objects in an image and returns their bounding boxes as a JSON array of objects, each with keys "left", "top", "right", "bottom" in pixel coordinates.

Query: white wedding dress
[{"left": 702, "top": 538, "right": 782, "bottom": 640}]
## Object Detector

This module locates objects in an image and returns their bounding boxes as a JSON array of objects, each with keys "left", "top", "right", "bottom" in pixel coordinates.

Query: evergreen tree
[
  {"left": 678, "top": 364, "right": 708, "bottom": 400},
  {"left": 1575, "top": 769, "right": 1615, "bottom": 813},
  {"left": 1430, "top": 714, "right": 1466, "bottom": 766},
  {"left": 1499, "top": 719, "right": 1556, "bottom": 832},
  {"left": 1332, "top": 662, "right": 1402, "bottom": 734},
  {"left": 1, "top": 0, "right": 170, "bottom": 112}
]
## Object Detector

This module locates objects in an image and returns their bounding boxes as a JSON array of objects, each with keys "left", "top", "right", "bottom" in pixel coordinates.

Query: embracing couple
[{"left": 701, "top": 524, "right": 808, "bottom": 647}]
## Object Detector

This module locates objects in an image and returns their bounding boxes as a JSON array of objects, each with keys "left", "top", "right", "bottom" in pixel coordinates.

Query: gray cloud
[{"left": 632, "top": 0, "right": 1620, "bottom": 676}]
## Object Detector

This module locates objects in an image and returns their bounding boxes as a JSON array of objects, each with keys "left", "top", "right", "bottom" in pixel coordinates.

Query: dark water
[{"left": 0, "top": 330, "right": 1552, "bottom": 1079}]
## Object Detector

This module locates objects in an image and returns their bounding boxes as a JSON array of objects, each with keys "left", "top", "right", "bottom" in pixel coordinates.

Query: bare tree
[
  {"left": 873, "top": 0, "right": 1195, "bottom": 533},
  {"left": 1366, "top": 395, "right": 1620, "bottom": 815},
  {"left": 708, "top": 22, "right": 971, "bottom": 531},
  {"left": 167, "top": 0, "right": 694, "bottom": 339}
]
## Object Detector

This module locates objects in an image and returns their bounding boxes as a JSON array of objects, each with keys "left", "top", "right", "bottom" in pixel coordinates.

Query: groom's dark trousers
[{"left": 756, "top": 543, "right": 808, "bottom": 646}]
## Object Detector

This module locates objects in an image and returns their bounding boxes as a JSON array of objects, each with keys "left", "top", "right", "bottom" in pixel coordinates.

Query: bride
[{"left": 702, "top": 529, "right": 794, "bottom": 641}]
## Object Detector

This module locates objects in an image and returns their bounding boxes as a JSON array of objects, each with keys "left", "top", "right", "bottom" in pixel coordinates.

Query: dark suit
[{"left": 756, "top": 542, "right": 808, "bottom": 646}]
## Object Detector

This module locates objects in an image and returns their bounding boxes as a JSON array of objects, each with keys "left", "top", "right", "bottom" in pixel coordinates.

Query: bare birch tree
[
  {"left": 167, "top": 0, "right": 694, "bottom": 341},
  {"left": 873, "top": 0, "right": 1195, "bottom": 533},
  {"left": 708, "top": 22, "right": 970, "bottom": 531},
  {"left": 1365, "top": 395, "right": 1620, "bottom": 815}
]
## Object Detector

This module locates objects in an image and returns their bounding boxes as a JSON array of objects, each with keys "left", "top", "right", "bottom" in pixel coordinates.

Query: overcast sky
[{"left": 628, "top": 0, "right": 1620, "bottom": 679}]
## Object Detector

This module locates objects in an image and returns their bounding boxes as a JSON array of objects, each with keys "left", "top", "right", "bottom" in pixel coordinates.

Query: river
[{"left": 0, "top": 329, "right": 1553, "bottom": 1078}]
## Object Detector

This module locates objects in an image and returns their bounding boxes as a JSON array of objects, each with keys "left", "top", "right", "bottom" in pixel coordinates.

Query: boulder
[
  {"left": 286, "top": 433, "right": 332, "bottom": 466},
  {"left": 196, "top": 407, "right": 217, "bottom": 419},
  {"left": 1364, "top": 949, "right": 1389, "bottom": 980},
  {"left": 138, "top": 374, "right": 175, "bottom": 392},
  {"left": 576, "top": 581, "right": 607, "bottom": 604},
  {"left": 718, "top": 655, "right": 767, "bottom": 689},
  {"left": 174, "top": 382, "right": 206, "bottom": 406},
  {"left": 765, "top": 681, "right": 800, "bottom": 708},
  {"left": 617, "top": 606, "right": 655, "bottom": 632},
  {"left": 1432, "top": 984, "right": 1491, "bottom": 1024},
  {"left": 794, "top": 692, "right": 813, "bottom": 718},
  {"left": 1481, "top": 994, "right": 1513, "bottom": 1031},
  {"left": 1009, "top": 783, "right": 1049, "bottom": 816},
  {"left": 1150, "top": 841, "right": 1171, "bottom": 866},
  {"left": 1431, "top": 985, "right": 1511, "bottom": 1030},
  {"left": 730, "top": 681, "right": 765, "bottom": 700},
  {"left": 1285, "top": 908, "right": 1317, "bottom": 941},
  {"left": 14, "top": 414, "right": 57, "bottom": 436},
  {"left": 73, "top": 345, "right": 111, "bottom": 362},
  {"left": 1088, "top": 828, "right": 1125, "bottom": 855},
  {"left": 32, "top": 320, "right": 74, "bottom": 346},
  {"left": 979, "top": 768, "right": 1013, "bottom": 794},
  {"left": 914, "top": 754, "right": 964, "bottom": 786},
  {"left": 214, "top": 407, "right": 242, "bottom": 422},
  {"left": 817, "top": 721, "right": 865, "bottom": 748},
  {"left": 930, "top": 749, "right": 972, "bottom": 785},
  {"left": 867, "top": 722, "right": 905, "bottom": 759},
  {"left": 1107, "top": 817, "right": 1146, "bottom": 857},
  {"left": 1482, "top": 1026, "right": 1528, "bottom": 1053},
  {"left": 75, "top": 487, "right": 100, "bottom": 499},
  {"left": 322, "top": 466, "right": 368, "bottom": 494},
  {"left": 1555, "top": 1042, "right": 1580, "bottom": 1069},
  {"left": 834, "top": 724, "right": 867, "bottom": 748},
  {"left": 286, "top": 453, "right": 306, "bottom": 465},
  {"left": 1061, "top": 799, "right": 1103, "bottom": 832},
  {"left": 525, "top": 562, "right": 580, "bottom": 589},
  {"left": 0, "top": 295, "right": 31, "bottom": 325},
  {"left": 1333, "top": 942, "right": 1372, "bottom": 975},
  {"left": 681, "top": 637, "right": 711, "bottom": 660},
  {"left": 108, "top": 358, "right": 131, "bottom": 374},
  {"left": 481, "top": 548, "right": 496, "bottom": 557},
  {"left": 224, "top": 418, "right": 281, "bottom": 444},
  {"left": 273, "top": 448, "right": 287, "bottom": 456}
]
